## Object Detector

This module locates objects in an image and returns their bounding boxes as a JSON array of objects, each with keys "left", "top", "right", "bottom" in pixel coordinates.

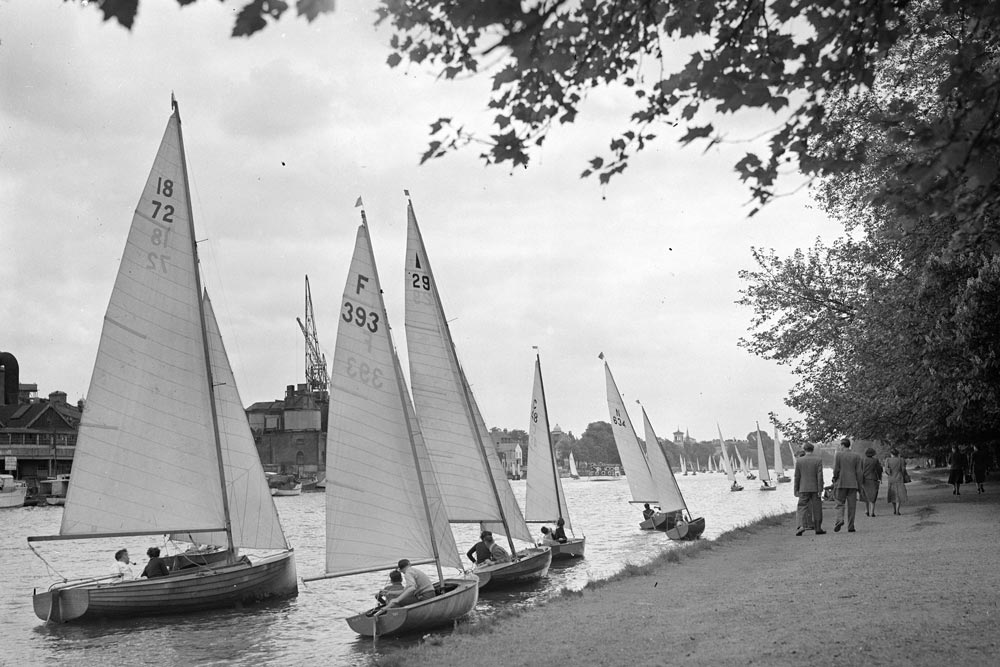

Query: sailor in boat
[
  {"left": 141, "top": 547, "right": 170, "bottom": 579},
  {"left": 478, "top": 531, "right": 511, "bottom": 566},
  {"left": 381, "top": 559, "right": 436, "bottom": 609},
  {"left": 113, "top": 549, "right": 135, "bottom": 582},
  {"left": 537, "top": 526, "right": 559, "bottom": 547},
  {"left": 466, "top": 531, "right": 493, "bottom": 565},
  {"left": 642, "top": 503, "right": 657, "bottom": 522},
  {"left": 373, "top": 569, "right": 405, "bottom": 608},
  {"left": 552, "top": 517, "right": 569, "bottom": 544}
]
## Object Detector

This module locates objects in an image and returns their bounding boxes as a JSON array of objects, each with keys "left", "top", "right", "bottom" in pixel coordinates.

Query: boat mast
[
  {"left": 358, "top": 207, "right": 445, "bottom": 583},
  {"left": 535, "top": 351, "right": 566, "bottom": 528},
  {"left": 407, "top": 194, "right": 518, "bottom": 556},
  {"left": 173, "top": 95, "right": 235, "bottom": 554}
]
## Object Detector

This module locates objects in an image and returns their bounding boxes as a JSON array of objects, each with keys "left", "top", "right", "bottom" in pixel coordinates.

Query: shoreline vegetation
[{"left": 378, "top": 469, "right": 999, "bottom": 666}]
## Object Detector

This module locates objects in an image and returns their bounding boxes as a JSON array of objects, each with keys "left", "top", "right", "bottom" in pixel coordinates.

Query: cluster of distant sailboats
[{"left": 22, "top": 100, "right": 785, "bottom": 638}]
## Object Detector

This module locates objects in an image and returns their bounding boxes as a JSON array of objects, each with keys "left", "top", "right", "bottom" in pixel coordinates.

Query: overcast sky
[{"left": 1, "top": 1, "right": 842, "bottom": 442}]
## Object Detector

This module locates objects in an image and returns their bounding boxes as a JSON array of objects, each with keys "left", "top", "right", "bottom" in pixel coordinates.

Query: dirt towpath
[{"left": 393, "top": 471, "right": 999, "bottom": 666}]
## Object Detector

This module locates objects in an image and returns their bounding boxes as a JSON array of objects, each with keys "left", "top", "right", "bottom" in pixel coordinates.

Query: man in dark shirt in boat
[
  {"left": 552, "top": 517, "right": 568, "bottom": 544},
  {"left": 467, "top": 531, "right": 493, "bottom": 565},
  {"left": 141, "top": 546, "right": 170, "bottom": 578},
  {"left": 482, "top": 532, "right": 511, "bottom": 564},
  {"left": 642, "top": 504, "right": 656, "bottom": 521}
]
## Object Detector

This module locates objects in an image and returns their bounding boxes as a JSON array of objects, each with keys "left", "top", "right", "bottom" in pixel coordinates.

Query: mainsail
[
  {"left": 718, "top": 425, "right": 737, "bottom": 484},
  {"left": 603, "top": 361, "right": 657, "bottom": 503},
  {"left": 59, "top": 107, "right": 228, "bottom": 540},
  {"left": 403, "top": 198, "right": 533, "bottom": 546},
  {"left": 639, "top": 407, "right": 687, "bottom": 515},
  {"left": 524, "top": 354, "right": 572, "bottom": 532},
  {"left": 773, "top": 425, "right": 786, "bottom": 478},
  {"left": 755, "top": 423, "right": 772, "bottom": 484},
  {"left": 324, "top": 221, "right": 461, "bottom": 578},
  {"left": 568, "top": 452, "right": 579, "bottom": 478}
]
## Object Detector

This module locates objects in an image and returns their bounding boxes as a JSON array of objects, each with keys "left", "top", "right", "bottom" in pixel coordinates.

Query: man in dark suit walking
[
  {"left": 794, "top": 443, "right": 825, "bottom": 536},
  {"left": 832, "top": 437, "right": 865, "bottom": 532}
]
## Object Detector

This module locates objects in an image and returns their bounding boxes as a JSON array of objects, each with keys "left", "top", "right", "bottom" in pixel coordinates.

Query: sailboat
[
  {"left": 303, "top": 217, "right": 478, "bottom": 637},
  {"left": 735, "top": 444, "right": 756, "bottom": 480},
  {"left": 679, "top": 453, "right": 688, "bottom": 476},
  {"left": 524, "top": 352, "right": 586, "bottom": 559},
  {"left": 568, "top": 452, "right": 580, "bottom": 479},
  {"left": 638, "top": 405, "right": 705, "bottom": 540},
  {"left": 773, "top": 425, "right": 791, "bottom": 483},
  {"left": 755, "top": 422, "right": 776, "bottom": 491},
  {"left": 718, "top": 425, "right": 743, "bottom": 491},
  {"left": 404, "top": 195, "right": 551, "bottom": 589},
  {"left": 28, "top": 99, "right": 297, "bottom": 623}
]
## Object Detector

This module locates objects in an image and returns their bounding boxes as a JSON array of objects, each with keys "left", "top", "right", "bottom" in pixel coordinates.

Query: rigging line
[{"left": 28, "top": 542, "right": 67, "bottom": 582}]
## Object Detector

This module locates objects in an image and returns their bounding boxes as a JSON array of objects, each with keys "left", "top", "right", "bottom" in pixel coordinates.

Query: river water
[{"left": 4, "top": 474, "right": 799, "bottom": 665}]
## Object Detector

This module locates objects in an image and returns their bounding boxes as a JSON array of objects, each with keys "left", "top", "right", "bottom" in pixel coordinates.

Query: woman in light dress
[
  {"left": 883, "top": 448, "right": 908, "bottom": 515},
  {"left": 860, "top": 447, "right": 883, "bottom": 517}
]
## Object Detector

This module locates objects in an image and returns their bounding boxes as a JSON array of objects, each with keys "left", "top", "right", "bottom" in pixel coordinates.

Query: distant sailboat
[
  {"left": 404, "top": 196, "right": 551, "bottom": 588},
  {"left": 304, "top": 217, "right": 478, "bottom": 637},
  {"left": 756, "top": 422, "right": 776, "bottom": 491},
  {"left": 773, "top": 425, "right": 790, "bottom": 483},
  {"left": 680, "top": 453, "right": 688, "bottom": 476},
  {"left": 568, "top": 452, "right": 580, "bottom": 479},
  {"left": 524, "top": 352, "right": 585, "bottom": 559},
  {"left": 718, "top": 425, "right": 743, "bottom": 492},
  {"left": 29, "top": 99, "right": 297, "bottom": 623}
]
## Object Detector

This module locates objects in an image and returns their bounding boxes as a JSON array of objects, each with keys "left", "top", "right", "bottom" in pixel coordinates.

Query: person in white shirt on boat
[
  {"left": 537, "top": 526, "right": 559, "bottom": 547},
  {"left": 383, "top": 559, "right": 436, "bottom": 608},
  {"left": 113, "top": 548, "right": 135, "bottom": 582},
  {"left": 482, "top": 532, "right": 511, "bottom": 564}
]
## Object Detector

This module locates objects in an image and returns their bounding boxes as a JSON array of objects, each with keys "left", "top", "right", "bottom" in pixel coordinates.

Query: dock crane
[{"left": 296, "top": 275, "right": 329, "bottom": 394}]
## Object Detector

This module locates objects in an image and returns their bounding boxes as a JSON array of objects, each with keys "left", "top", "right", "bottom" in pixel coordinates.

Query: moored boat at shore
[
  {"left": 404, "top": 195, "right": 550, "bottom": 588},
  {"left": 28, "top": 99, "right": 297, "bottom": 623},
  {"left": 303, "top": 211, "right": 477, "bottom": 637},
  {"left": 0, "top": 474, "right": 28, "bottom": 509}
]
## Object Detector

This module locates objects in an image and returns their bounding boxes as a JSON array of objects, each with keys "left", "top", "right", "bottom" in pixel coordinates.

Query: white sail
[
  {"left": 773, "top": 425, "right": 785, "bottom": 477},
  {"left": 325, "top": 223, "right": 461, "bottom": 577},
  {"left": 755, "top": 424, "right": 772, "bottom": 484},
  {"left": 60, "top": 110, "right": 227, "bottom": 539},
  {"left": 404, "top": 201, "right": 533, "bottom": 545},
  {"left": 525, "top": 355, "right": 572, "bottom": 531},
  {"left": 603, "top": 362, "right": 657, "bottom": 503},
  {"left": 568, "top": 452, "right": 579, "bottom": 477},
  {"left": 679, "top": 453, "right": 687, "bottom": 475},
  {"left": 199, "top": 294, "right": 289, "bottom": 550},
  {"left": 734, "top": 445, "right": 747, "bottom": 472},
  {"left": 718, "top": 425, "right": 736, "bottom": 484},
  {"left": 639, "top": 407, "right": 687, "bottom": 514}
]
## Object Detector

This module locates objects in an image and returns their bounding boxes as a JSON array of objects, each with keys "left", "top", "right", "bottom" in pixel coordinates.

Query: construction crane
[{"left": 296, "top": 275, "right": 329, "bottom": 394}]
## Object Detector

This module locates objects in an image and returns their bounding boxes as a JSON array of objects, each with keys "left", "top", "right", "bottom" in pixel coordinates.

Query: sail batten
[{"left": 404, "top": 202, "right": 533, "bottom": 546}]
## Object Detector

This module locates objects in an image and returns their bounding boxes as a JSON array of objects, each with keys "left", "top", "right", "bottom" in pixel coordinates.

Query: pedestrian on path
[
  {"left": 971, "top": 444, "right": 988, "bottom": 494},
  {"left": 884, "top": 448, "right": 908, "bottom": 515},
  {"left": 861, "top": 447, "right": 883, "bottom": 517},
  {"left": 794, "top": 443, "right": 825, "bottom": 536},
  {"left": 948, "top": 444, "right": 965, "bottom": 495},
  {"left": 832, "top": 438, "right": 864, "bottom": 533}
]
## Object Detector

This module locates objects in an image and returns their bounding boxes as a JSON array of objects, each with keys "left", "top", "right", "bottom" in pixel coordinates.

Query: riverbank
[{"left": 387, "top": 469, "right": 998, "bottom": 666}]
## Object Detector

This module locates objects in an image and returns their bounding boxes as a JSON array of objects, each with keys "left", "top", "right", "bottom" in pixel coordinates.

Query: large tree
[{"left": 738, "top": 12, "right": 1000, "bottom": 456}]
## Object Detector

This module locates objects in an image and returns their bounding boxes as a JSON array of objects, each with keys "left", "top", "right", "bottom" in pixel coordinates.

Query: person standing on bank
[
  {"left": 884, "top": 448, "right": 908, "bottom": 515},
  {"left": 861, "top": 447, "right": 883, "bottom": 517},
  {"left": 832, "top": 438, "right": 864, "bottom": 533},
  {"left": 948, "top": 444, "right": 965, "bottom": 495},
  {"left": 794, "top": 443, "right": 825, "bottom": 536}
]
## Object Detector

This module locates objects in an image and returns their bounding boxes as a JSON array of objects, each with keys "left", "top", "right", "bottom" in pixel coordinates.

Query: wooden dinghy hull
[
  {"left": 665, "top": 517, "right": 706, "bottom": 541},
  {"left": 639, "top": 512, "right": 669, "bottom": 531},
  {"left": 475, "top": 547, "right": 552, "bottom": 589},
  {"left": 550, "top": 537, "right": 586, "bottom": 560},
  {"left": 33, "top": 551, "right": 297, "bottom": 623},
  {"left": 346, "top": 577, "right": 479, "bottom": 637}
]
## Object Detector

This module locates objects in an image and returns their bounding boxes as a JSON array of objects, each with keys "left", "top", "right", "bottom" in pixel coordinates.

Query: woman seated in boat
[
  {"left": 141, "top": 546, "right": 170, "bottom": 578},
  {"left": 482, "top": 532, "right": 511, "bottom": 564},
  {"left": 374, "top": 569, "right": 405, "bottom": 607},
  {"left": 537, "top": 526, "right": 559, "bottom": 547},
  {"left": 552, "top": 517, "right": 568, "bottom": 543},
  {"left": 383, "top": 559, "right": 436, "bottom": 608},
  {"left": 113, "top": 548, "right": 135, "bottom": 582}
]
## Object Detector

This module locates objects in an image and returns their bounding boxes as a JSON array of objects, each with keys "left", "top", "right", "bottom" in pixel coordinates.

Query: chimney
[{"left": 49, "top": 391, "right": 67, "bottom": 405}]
